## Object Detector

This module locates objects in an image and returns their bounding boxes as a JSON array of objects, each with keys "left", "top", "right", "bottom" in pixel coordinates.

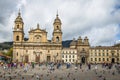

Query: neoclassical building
[
  {"left": 13, "top": 11, "right": 120, "bottom": 63},
  {"left": 67, "top": 38, "right": 120, "bottom": 63},
  {"left": 13, "top": 11, "right": 62, "bottom": 63}
]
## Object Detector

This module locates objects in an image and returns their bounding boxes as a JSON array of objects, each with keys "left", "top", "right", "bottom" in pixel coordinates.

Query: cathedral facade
[
  {"left": 13, "top": 11, "right": 120, "bottom": 63},
  {"left": 13, "top": 11, "right": 62, "bottom": 63}
]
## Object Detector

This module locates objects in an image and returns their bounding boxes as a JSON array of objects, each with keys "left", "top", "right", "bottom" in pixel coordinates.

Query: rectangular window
[
  {"left": 73, "top": 59, "right": 74, "bottom": 62},
  {"left": 112, "top": 53, "right": 114, "bottom": 56},
  {"left": 107, "top": 58, "right": 109, "bottom": 61},
  {"left": 99, "top": 58, "right": 101, "bottom": 61},
  {"left": 107, "top": 53, "right": 109, "bottom": 56},
  {"left": 65, "top": 51, "right": 67, "bottom": 53},
  {"left": 66, "top": 55, "right": 67, "bottom": 58},
  {"left": 73, "top": 55, "right": 74, "bottom": 58},
  {"left": 95, "top": 58, "right": 97, "bottom": 61},
  {"left": 91, "top": 58, "right": 93, "bottom": 61},
  {"left": 73, "top": 51, "right": 74, "bottom": 54},
  {"left": 95, "top": 53, "right": 97, "bottom": 56},
  {"left": 69, "top": 55, "right": 71, "bottom": 58},
  {"left": 117, "top": 58, "right": 119, "bottom": 61},
  {"left": 62, "top": 55, "right": 64, "bottom": 58},
  {"left": 103, "top": 53, "right": 104, "bottom": 56},
  {"left": 117, "top": 53, "right": 119, "bottom": 56},
  {"left": 103, "top": 58, "right": 105, "bottom": 61},
  {"left": 99, "top": 53, "right": 101, "bottom": 56},
  {"left": 69, "top": 59, "right": 71, "bottom": 62},
  {"left": 91, "top": 53, "right": 93, "bottom": 56},
  {"left": 66, "top": 59, "right": 67, "bottom": 62}
]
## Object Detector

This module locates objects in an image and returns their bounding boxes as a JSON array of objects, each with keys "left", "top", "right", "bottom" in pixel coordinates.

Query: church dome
[
  {"left": 78, "top": 36, "right": 82, "bottom": 40},
  {"left": 15, "top": 11, "right": 23, "bottom": 23},
  {"left": 53, "top": 14, "right": 61, "bottom": 24},
  {"left": 84, "top": 36, "right": 88, "bottom": 40}
]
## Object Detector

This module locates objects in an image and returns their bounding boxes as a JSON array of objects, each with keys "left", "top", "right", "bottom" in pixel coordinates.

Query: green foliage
[
  {"left": 6, "top": 48, "right": 13, "bottom": 57},
  {"left": 0, "top": 42, "right": 13, "bottom": 50}
]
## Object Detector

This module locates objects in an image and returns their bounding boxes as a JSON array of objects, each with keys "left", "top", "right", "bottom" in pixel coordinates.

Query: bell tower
[
  {"left": 52, "top": 13, "right": 62, "bottom": 43},
  {"left": 13, "top": 10, "right": 24, "bottom": 42}
]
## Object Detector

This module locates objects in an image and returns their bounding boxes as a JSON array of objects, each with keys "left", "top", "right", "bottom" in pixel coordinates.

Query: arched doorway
[
  {"left": 111, "top": 58, "right": 115, "bottom": 63},
  {"left": 81, "top": 57, "right": 85, "bottom": 64},
  {"left": 47, "top": 56, "right": 51, "bottom": 62},
  {"left": 36, "top": 55, "right": 40, "bottom": 62},
  {"left": 25, "top": 55, "right": 29, "bottom": 63}
]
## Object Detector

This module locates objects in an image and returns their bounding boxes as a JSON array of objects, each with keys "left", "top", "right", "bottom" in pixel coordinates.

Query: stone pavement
[{"left": 0, "top": 64, "right": 120, "bottom": 80}]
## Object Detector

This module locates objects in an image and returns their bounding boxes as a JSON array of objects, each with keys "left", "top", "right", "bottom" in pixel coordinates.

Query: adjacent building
[{"left": 62, "top": 48, "right": 77, "bottom": 63}]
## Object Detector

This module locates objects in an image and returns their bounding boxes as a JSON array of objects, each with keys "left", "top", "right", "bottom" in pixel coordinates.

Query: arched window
[
  {"left": 17, "top": 52, "right": 18, "bottom": 56},
  {"left": 17, "top": 25, "right": 19, "bottom": 28},
  {"left": 34, "top": 35, "right": 41, "bottom": 42},
  {"left": 56, "top": 26, "right": 59, "bottom": 29},
  {"left": 56, "top": 37, "right": 59, "bottom": 42},
  {"left": 82, "top": 48, "right": 85, "bottom": 51},
  {"left": 16, "top": 36, "right": 19, "bottom": 41}
]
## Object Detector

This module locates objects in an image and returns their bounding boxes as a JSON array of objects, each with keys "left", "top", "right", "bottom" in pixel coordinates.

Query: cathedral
[
  {"left": 13, "top": 11, "right": 120, "bottom": 63},
  {"left": 13, "top": 11, "right": 62, "bottom": 63}
]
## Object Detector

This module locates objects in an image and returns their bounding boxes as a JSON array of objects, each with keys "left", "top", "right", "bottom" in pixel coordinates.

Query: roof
[
  {"left": 29, "top": 28, "right": 47, "bottom": 33},
  {"left": 29, "top": 24, "right": 47, "bottom": 33},
  {"left": 0, "top": 52, "right": 11, "bottom": 58},
  {"left": 15, "top": 11, "right": 23, "bottom": 23},
  {"left": 53, "top": 14, "right": 61, "bottom": 24}
]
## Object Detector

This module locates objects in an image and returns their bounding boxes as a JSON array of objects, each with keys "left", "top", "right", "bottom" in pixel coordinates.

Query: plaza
[{"left": 0, "top": 63, "right": 120, "bottom": 80}]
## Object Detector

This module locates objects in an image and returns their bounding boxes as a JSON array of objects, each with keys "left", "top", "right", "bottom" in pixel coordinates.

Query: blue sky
[{"left": 0, "top": 0, "right": 120, "bottom": 46}]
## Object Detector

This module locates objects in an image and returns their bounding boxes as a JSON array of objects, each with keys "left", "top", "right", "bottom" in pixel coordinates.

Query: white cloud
[{"left": 0, "top": 0, "right": 120, "bottom": 46}]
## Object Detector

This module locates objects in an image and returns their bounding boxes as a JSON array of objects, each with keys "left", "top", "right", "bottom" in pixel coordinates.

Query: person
[
  {"left": 95, "top": 64, "right": 98, "bottom": 71},
  {"left": 75, "top": 66, "right": 78, "bottom": 70},
  {"left": 32, "top": 62, "right": 34, "bottom": 69},
  {"left": 75, "top": 62, "right": 78, "bottom": 70},
  {"left": 66, "top": 63, "right": 69, "bottom": 69},
  {"left": 80, "top": 63, "right": 82, "bottom": 69},
  {"left": 88, "top": 63, "right": 91, "bottom": 70},
  {"left": 24, "top": 63, "right": 28, "bottom": 73}
]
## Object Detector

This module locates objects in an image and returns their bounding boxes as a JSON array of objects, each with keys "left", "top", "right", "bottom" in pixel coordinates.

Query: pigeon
[
  {"left": 112, "top": 72, "right": 115, "bottom": 75},
  {"left": 103, "top": 77, "right": 106, "bottom": 80},
  {"left": 36, "top": 75, "right": 40, "bottom": 79},
  {"left": 73, "top": 78, "right": 76, "bottom": 80}
]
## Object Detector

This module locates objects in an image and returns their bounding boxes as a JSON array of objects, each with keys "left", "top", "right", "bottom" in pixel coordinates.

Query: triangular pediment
[{"left": 29, "top": 28, "right": 46, "bottom": 33}]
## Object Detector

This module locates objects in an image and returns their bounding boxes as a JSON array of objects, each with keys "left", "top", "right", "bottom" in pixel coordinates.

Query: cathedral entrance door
[
  {"left": 81, "top": 57, "right": 85, "bottom": 64},
  {"left": 25, "top": 55, "right": 29, "bottom": 63},
  {"left": 36, "top": 55, "right": 40, "bottom": 63},
  {"left": 47, "top": 56, "right": 51, "bottom": 62}
]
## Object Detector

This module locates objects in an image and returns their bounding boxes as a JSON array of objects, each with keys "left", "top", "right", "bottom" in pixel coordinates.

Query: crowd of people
[
  {"left": 0, "top": 61, "right": 120, "bottom": 80},
  {"left": 0, "top": 61, "right": 119, "bottom": 72}
]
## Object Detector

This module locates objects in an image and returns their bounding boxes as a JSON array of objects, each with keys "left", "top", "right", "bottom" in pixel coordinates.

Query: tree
[{"left": 6, "top": 48, "right": 13, "bottom": 57}]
